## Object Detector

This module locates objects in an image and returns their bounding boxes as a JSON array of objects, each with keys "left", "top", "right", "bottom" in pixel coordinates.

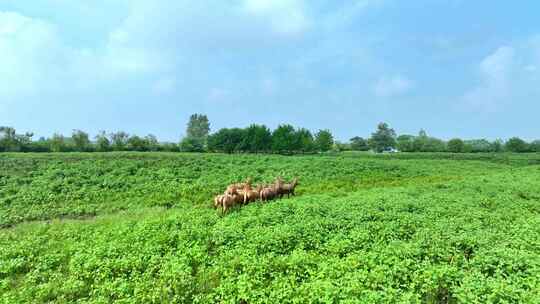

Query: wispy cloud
[{"left": 374, "top": 75, "right": 414, "bottom": 98}]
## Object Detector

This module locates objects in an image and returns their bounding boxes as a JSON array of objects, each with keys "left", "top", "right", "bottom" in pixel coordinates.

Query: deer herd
[{"left": 214, "top": 177, "right": 299, "bottom": 213}]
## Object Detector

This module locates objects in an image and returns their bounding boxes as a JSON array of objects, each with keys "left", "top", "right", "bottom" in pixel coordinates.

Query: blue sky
[{"left": 1, "top": 0, "right": 540, "bottom": 142}]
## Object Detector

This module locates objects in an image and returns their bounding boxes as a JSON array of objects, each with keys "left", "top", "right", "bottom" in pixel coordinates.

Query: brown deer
[
  {"left": 274, "top": 176, "right": 285, "bottom": 198},
  {"left": 225, "top": 177, "right": 252, "bottom": 195},
  {"left": 215, "top": 193, "right": 244, "bottom": 213},
  {"left": 260, "top": 184, "right": 277, "bottom": 202},
  {"left": 239, "top": 183, "right": 262, "bottom": 204},
  {"left": 281, "top": 177, "right": 299, "bottom": 198}
]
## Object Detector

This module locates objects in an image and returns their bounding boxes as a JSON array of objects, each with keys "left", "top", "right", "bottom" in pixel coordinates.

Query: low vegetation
[{"left": 1, "top": 152, "right": 540, "bottom": 302}]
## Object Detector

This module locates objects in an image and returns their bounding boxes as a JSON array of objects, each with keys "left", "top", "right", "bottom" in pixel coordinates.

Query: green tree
[
  {"left": 272, "top": 125, "right": 297, "bottom": 154},
  {"left": 464, "top": 139, "right": 493, "bottom": 153},
  {"left": 95, "top": 131, "right": 111, "bottom": 152},
  {"left": 333, "top": 141, "right": 350, "bottom": 152},
  {"left": 396, "top": 135, "right": 415, "bottom": 152},
  {"left": 179, "top": 137, "right": 205, "bottom": 152},
  {"left": 72, "top": 130, "right": 91, "bottom": 152},
  {"left": 207, "top": 128, "right": 245, "bottom": 153},
  {"left": 295, "top": 128, "right": 315, "bottom": 153},
  {"left": 505, "top": 137, "right": 529, "bottom": 153},
  {"left": 350, "top": 136, "right": 369, "bottom": 151},
  {"left": 145, "top": 134, "right": 159, "bottom": 151},
  {"left": 110, "top": 131, "right": 129, "bottom": 151},
  {"left": 369, "top": 123, "right": 396, "bottom": 153},
  {"left": 160, "top": 142, "right": 180, "bottom": 152},
  {"left": 530, "top": 140, "right": 540, "bottom": 152},
  {"left": 314, "top": 129, "right": 334, "bottom": 152},
  {"left": 447, "top": 138, "right": 465, "bottom": 153},
  {"left": 49, "top": 133, "right": 66, "bottom": 152},
  {"left": 186, "top": 114, "right": 210, "bottom": 139},
  {"left": 0, "top": 126, "right": 20, "bottom": 152},
  {"left": 491, "top": 139, "right": 504, "bottom": 152},
  {"left": 127, "top": 135, "right": 148, "bottom": 151},
  {"left": 241, "top": 124, "right": 272, "bottom": 153}
]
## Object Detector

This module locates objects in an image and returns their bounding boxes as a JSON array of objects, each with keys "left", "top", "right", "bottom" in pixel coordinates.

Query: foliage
[
  {"left": 505, "top": 137, "right": 529, "bottom": 153},
  {"left": 49, "top": 133, "right": 67, "bottom": 152},
  {"left": 396, "top": 135, "right": 416, "bottom": 152},
  {"left": 295, "top": 128, "right": 315, "bottom": 153},
  {"left": 94, "top": 131, "right": 111, "bottom": 152},
  {"left": 2, "top": 120, "right": 540, "bottom": 155},
  {"left": 530, "top": 140, "right": 540, "bottom": 152},
  {"left": 241, "top": 124, "right": 272, "bottom": 153},
  {"left": 110, "top": 131, "right": 129, "bottom": 151},
  {"left": 350, "top": 136, "right": 369, "bottom": 151},
  {"left": 186, "top": 114, "right": 210, "bottom": 140},
  {"left": 271, "top": 125, "right": 297, "bottom": 154},
  {"left": 447, "top": 138, "right": 465, "bottom": 153},
  {"left": 314, "top": 129, "right": 334, "bottom": 152},
  {"left": 464, "top": 139, "right": 494, "bottom": 153},
  {"left": 1, "top": 152, "right": 540, "bottom": 303},
  {"left": 369, "top": 122, "right": 397, "bottom": 152},
  {"left": 180, "top": 137, "right": 205, "bottom": 153},
  {"left": 207, "top": 128, "right": 245, "bottom": 153},
  {"left": 412, "top": 130, "right": 446, "bottom": 152}
]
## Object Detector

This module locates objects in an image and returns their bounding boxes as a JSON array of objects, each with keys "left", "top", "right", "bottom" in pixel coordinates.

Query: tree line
[{"left": 1, "top": 116, "right": 539, "bottom": 154}]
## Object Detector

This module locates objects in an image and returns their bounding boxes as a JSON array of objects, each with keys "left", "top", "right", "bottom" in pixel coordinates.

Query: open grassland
[{"left": 1, "top": 152, "right": 540, "bottom": 303}]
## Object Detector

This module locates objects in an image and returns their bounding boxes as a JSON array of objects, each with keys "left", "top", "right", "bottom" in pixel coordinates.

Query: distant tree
[
  {"left": 295, "top": 128, "right": 315, "bottom": 153},
  {"left": 314, "top": 129, "right": 334, "bottom": 152},
  {"left": 95, "top": 131, "right": 111, "bottom": 152},
  {"left": 464, "top": 139, "right": 493, "bottom": 153},
  {"left": 530, "top": 140, "right": 540, "bottom": 152},
  {"left": 72, "top": 130, "right": 91, "bottom": 152},
  {"left": 333, "top": 141, "right": 350, "bottom": 152},
  {"left": 412, "top": 130, "right": 428, "bottom": 152},
  {"left": 411, "top": 130, "right": 445, "bottom": 152},
  {"left": 17, "top": 132, "right": 34, "bottom": 152},
  {"left": 110, "top": 131, "right": 129, "bottom": 151},
  {"left": 160, "top": 142, "right": 180, "bottom": 152},
  {"left": 417, "top": 134, "right": 446, "bottom": 152},
  {"left": 350, "top": 136, "right": 369, "bottom": 151},
  {"left": 127, "top": 135, "right": 148, "bottom": 151},
  {"left": 186, "top": 114, "right": 210, "bottom": 139},
  {"left": 505, "top": 137, "right": 529, "bottom": 153},
  {"left": 207, "top": 128, "right": 245, "bottom": 153},
  {"left": 396, "top": 135, "right": 415, "bottom": 152},
  {"left": 447, "top": 138, "right": 465, "bottom": 153},
  {"left": 0, "top": 126, "right": 20, "bottom": 152},
  {"left": 49, "top": 133, "right": 66, "bottom": 152},
  {"left": 145, "top": 134, "right": 159, "bottom": 151},
  {"left": 241, "top": 124, "right": 272, "bottom": 153},
  {"left": 180, "top": 137, "right": 205, "bottom": 152},
  {"left": 28, "top": 137, "right": 51, "bottom": 152},
  {"left": 368, "top": 123, "right": 396, "bottom": 153},
  {"left": 272, "top": 125, "right": 297, "bottom": 154},
  {"left": 491, "top": 139, "right": 504, "bottom": 152}
]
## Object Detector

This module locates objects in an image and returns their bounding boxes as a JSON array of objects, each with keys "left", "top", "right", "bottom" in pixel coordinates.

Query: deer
[
  {"left": 281, "top": 177, "right": 299, "bottom": 198},
  {"left": 225, "top": 177, "right": 252, "bottom": 195}
]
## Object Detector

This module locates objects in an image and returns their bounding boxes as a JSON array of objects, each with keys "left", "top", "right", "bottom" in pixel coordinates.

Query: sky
[{"left": 1, "top": 0, "right": 540, "bottom": 142}]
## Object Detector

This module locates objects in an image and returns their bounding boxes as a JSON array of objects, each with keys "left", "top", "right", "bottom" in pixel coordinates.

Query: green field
[{"left": 1, "top": 152, "right": 540, "bottom": 303}]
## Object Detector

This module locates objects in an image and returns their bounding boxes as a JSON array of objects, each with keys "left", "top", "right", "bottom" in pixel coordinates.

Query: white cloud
[
  {"left": 374, "top": 75, "right": 414, "bottom": 98},
  {"left": 322, "top": 0, "right": 385, "bottom": 30},
  {"left": 461, "top": 46, "right": 515, "bottom": 112},
  {"left": 0, "top": 12, "right": 64, "bottom": 97},
  {"left": 461, "top": 40, "right": 540, "bottom": 113},
  {"left": 242, "top": 0, "right": 310, "bottom": 35}
]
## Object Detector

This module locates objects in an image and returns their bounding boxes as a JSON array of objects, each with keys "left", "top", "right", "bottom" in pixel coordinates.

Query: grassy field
[{"left": 1, "top": 152, "right": 540, "bottom": 303}]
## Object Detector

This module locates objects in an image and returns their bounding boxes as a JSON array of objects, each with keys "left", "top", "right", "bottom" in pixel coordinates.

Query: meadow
[{"left": 1, "top": 152, "right": 539, "bottom": 303}]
